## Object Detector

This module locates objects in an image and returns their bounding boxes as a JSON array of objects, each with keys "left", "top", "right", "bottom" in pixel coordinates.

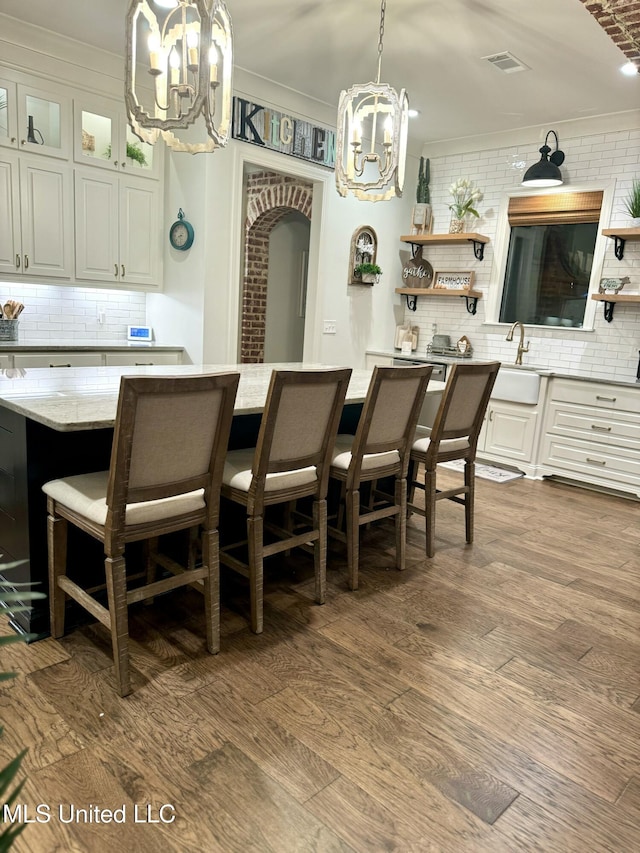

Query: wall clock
[{"left": 169, "top": 208, "right": 194, "bottom": 251}]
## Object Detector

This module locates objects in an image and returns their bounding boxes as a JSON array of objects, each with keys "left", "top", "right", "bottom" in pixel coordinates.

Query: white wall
[
  {"left": 264, "top": 212, "right": 308, "bottom": 363},
  {"left": 393, "top": 117, "right": 640, "bottom": 382}
]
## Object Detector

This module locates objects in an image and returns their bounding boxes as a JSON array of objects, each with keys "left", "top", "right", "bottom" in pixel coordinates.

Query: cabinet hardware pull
[
  {"left": 135, "top": 362, "right": 154, "bottom": 366},
  {"left": 591, "top": 425, "right": 611, "bottom": 431},
  {"left": 11, "top": 137, "right": 16, "bottom": 144},
  {"left": 49, "top": 363, "right": 71, "bottom": 368},
  {"left": 595, "top": 395, "right": 616, "bottom": 402},
  {"left": 24, "top": 255, "right": 28, "bottom": 269},
  {"left": 114, "top": 160, "right": 118, "bottom": 167},
  {"left": 20, "top": 139, "right": 26, "bottom": 146},
  {"left": 15, "top": 254, "right": 20, "bottom": 269},
  {"left": 586, "top": 458, "right": 606, "bottom": 466},
  {"left": 121, "top": 264, "right": 125, "bottom": 278},
  {"left": 114, "top": 263, "right": 118, "bottom": 277},
  {"left": 489, "top": 410, "right": 493, "bottom": 421},
  {"left": 121, "top": 162, "right": 126, "bottom": 168}
]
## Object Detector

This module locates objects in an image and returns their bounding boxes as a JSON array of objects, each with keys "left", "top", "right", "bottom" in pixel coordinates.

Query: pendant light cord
[{"left": 376, "top": 0, "right": 386, "bottom": 84}]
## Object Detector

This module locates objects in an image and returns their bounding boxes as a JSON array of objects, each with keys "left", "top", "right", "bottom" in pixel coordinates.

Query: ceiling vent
[{"left": 483, "top": 51, "right": 530, "bottom": 73}]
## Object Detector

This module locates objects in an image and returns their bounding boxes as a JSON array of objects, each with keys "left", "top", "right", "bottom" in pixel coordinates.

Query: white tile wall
[
  {"left": 0, "top": 282, "right": 146, "bottom": 341},
  {"left": 406, "top": 128, "right": 640, "bottom": 382}
]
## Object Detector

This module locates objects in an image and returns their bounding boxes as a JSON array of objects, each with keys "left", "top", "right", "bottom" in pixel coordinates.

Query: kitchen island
[{"left": 0, "top": 362, "right": 445, "bottom": 637}]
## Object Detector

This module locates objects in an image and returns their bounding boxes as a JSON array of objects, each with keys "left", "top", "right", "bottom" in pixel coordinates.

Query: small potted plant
[
  {"left": 623, "top": 177, "right": 640, "bottom": 226},
  {"left": 354, "top": 262, "right": 382, "bottom": 284}
]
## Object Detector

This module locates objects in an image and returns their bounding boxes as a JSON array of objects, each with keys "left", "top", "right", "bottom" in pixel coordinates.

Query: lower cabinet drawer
[
  {"left": 546, "top": 401, "right": 640, "bottom": 450},
  {"left": 104, "top": 352, "right": 182, "bottom": 366},
  {"left": 542, "top": 434, "right": 640, "bottom": 489},
  {"left": 550, "top": 378, "right": 640, "bottom": 414},
  {"left": 13, "top": 353, "right": 104, "bottom": 368}
]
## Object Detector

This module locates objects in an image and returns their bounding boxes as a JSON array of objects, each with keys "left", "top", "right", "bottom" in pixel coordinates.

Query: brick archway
[{"left": 241, "top": 171, "right": 313, "bottom": 363}]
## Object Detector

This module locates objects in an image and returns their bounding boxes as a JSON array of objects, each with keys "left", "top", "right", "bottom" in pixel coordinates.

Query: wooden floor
[{"left": 2, "top": 470, "right": 640, "bottom": 852}]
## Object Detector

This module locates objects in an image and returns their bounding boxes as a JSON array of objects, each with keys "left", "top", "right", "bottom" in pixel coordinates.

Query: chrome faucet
[{"left": 506, "top": 321, "right": 529, "bottom": 365}]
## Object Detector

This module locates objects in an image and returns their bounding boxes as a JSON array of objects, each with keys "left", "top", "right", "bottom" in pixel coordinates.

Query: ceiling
[{"left": 1, "top": 0, "right": 639, "bottom": 144}]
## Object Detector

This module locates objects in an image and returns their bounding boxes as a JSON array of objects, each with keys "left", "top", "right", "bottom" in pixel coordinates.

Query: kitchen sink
[{"left": 491, "top": 368, "right": 541, "bottom": 404}]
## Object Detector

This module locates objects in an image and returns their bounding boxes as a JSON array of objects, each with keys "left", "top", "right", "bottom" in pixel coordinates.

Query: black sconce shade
[{"left": 522, "top": 130, "right": 565, "bottom": 187}]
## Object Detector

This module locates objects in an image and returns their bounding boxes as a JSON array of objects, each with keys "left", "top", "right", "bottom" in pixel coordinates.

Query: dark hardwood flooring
[{"left": 2, "top": 470, "right": 640, "bottom": 851}]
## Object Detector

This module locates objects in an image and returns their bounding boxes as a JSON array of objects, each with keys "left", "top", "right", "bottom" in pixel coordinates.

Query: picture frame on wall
[{"left": 432, "top": 270, "right": 475, "bottom": 291}]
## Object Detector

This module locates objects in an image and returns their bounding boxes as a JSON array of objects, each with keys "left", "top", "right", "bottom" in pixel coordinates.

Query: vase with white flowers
[{"left": 448, "top": 178, "right": 483, "bottom": 233}]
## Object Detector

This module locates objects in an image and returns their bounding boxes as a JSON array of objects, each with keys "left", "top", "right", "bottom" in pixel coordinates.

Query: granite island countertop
[
  {"left": 0, "top": 362, "right": 446, "bottom": 431},
  {"left": 0, "top": 339, "right": 184, "bottom": 352}
]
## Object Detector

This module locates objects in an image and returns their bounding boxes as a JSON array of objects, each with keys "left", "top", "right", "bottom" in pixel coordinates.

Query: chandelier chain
[{"left": 376, "top": 0, "right": 386, "bottom": 83}]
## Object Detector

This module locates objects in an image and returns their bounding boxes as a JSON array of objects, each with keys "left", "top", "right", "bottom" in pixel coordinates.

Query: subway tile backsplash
[{"left": 0, "top": 283, "right": 146, "bottom": 341}]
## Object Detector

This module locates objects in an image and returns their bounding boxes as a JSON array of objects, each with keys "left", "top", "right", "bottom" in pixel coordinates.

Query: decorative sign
[
  {"left": 401, "top": 247, "right": 433, "bottom": 288},
  {"left": 433, "top": 270, "right": 475, "bottom": 290},
  {"left": 232, "top": 97, "right": 336, "bottom": 169}
]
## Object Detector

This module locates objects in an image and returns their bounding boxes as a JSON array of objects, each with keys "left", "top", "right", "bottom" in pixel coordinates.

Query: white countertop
[{"left": 0, "top": 362, "right": 446, "bottom": 432}]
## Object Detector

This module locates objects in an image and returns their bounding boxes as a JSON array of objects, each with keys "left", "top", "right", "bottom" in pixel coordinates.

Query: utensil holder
[{"left": 0, "top": 319, "right": 19, "bottom": 341}]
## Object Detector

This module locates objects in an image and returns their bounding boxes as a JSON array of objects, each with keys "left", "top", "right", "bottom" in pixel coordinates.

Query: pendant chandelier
[
  {"left": 125, "top": 0, "right": 233, "bottom": 154},
  {"left": 335, "top": 0, "right": 409, "bottom": 202}
]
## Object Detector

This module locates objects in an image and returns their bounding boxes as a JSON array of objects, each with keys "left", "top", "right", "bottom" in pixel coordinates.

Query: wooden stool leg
[
  {"left": 395, "top": 476, "right": 407, "bottom": 571},
  {"left": 104, "top": 554, "right": 131, "bottom": 697},
  {"left": 313, "top": 498, "right": 327, "bottom": 605},
  {"left": 425, "top": 466, "right": 437, "bottom": 558},
  {"left": 346, "top": 489, "right": 360, "bottom": 591},
  {"left": 143, "top": 536, "right": 159, "bottom": 606},
  {"left": 202, "top": 528, "right": 220, "bottom": 654},
  {"left": 47, "top": 502, "right": 67, "bottom": 639},
  {"left": 465, "top": 460, "right": 475, "bottom": 544},
  {"left": 248, "top": 514, "right": 264, "bottom": 634}
]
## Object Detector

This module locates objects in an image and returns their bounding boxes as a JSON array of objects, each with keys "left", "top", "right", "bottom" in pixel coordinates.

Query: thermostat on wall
[{"left": 127, "top": 325, "right": 153, "bottom": 342}]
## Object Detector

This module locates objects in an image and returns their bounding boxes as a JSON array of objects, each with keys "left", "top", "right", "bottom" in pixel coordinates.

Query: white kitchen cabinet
[
  {"left": 0, "top": 78, "right": 71, "bottom": 159},
  {"left": 75, "top": 168, "right": 161, "bottom": 288},
  {"left": 13, "top": 353, "right": 103, "bottom": 368},
  {"left": 0, "top": 355, "right": 13, "bottom": 369},
  {"left": 365, "top": 355, "right": 394, "bottom": 368},
  {"left": 104, "top": 352, "right": 182, "bottom": 366},
  {"left": 541, "top": 377, "right": 640, "bottom": 496},
  {"left": 480, "top": 401, "right": 539, "bottom": 463},
  {"left": 0, "top": 151, "right": 73, "bottom": 279},
  {"left": 73, "top": 96, "right": 160, "bottom": 179}
]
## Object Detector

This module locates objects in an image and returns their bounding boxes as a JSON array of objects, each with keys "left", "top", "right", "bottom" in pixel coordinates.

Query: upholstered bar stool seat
[
  {"left": 409, "top": 361, "right": 500, "bottom": 558},
  {"left": 43, "top": 372, "right": 240, "bottom": 697},
  {"left": 220, "top": 368, "right": 351, "bottom": 634},
  {"left": 328, "top": 364, "right": 433, "bottom": 591}
]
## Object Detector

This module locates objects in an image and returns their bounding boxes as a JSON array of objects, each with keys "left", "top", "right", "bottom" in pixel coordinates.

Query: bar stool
[
  {"left": 43, "top": 372, "right": 240, "bottom": 697},
  {"left": 328, "top": 364, "right": 433, "bottom": 590},
  {"left": 409, "top": 361, "right": 500, "bottom": 557},
  {"left": 220, "top": 368, "right": 351, "bottom": 634}
]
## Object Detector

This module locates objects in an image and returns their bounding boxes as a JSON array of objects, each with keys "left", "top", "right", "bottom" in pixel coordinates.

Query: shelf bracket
[
  {"left": 408, "top": 242, "right": 421, "bottom": 259},
  {"left": 611, "top": 235, "right": 626, "bottom": 261},
  {"left": 602, "top": 300, "right": 615, "bottom": 322},
  {"left": 404, "top": 293, "right": 418, "bottom": 311},
  {"left": 469, "top": 238, "right": 485, "bottom": 261},
  {"left": 463, "top": 295, "right": 478, "bottom": 315}
]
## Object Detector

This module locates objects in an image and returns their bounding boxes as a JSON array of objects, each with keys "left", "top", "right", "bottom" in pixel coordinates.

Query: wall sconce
[
  {"left": 125, "top": 0, "right": 233, "bottom": 154},
  {"left": 335, "top": 0, "right": 409, "bottom": 202},
  {"left": 521, "top": 130, "right": 565, "bottom": 187}
]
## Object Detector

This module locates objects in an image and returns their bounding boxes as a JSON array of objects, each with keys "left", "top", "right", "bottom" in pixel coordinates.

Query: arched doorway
[{"left": 241, "top": 169, "right": 313, "bottom": 363}]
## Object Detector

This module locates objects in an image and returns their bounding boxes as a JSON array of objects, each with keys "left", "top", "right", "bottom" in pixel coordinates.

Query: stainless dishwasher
[{"left": 392, "top": 358, "right": 446, "bottom": 427}]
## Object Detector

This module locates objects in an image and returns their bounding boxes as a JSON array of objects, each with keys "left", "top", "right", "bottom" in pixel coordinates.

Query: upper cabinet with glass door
[
  {"left": 73, "top": 96, "right": 160, "bottom": 179},
  {"left": 2, "top": 79, "right": 71, "bottom": 159}
]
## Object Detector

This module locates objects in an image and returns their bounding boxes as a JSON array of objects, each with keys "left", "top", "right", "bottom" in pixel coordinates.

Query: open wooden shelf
[
  {"left": 601, "top": 227, "right": 640, "bottom": 260},
  {"left": 591, "top": 292, "right": 640, "bottom": 322},
  {"left": 400, "top": 232, "right": 490, "bottom": 261},
  {"left": 395, "top": 287, "right": 482, "bottom": 314}
]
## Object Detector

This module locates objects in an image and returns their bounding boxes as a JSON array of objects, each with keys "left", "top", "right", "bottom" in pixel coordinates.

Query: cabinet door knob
[
  {"left": 114, "top": 160, "right": 119, "bottom": 168},
  {"left": 114, "top": 263, "right": 119, "bottom": 277},
  {"left": 20, "top": 139, "right": 26, "bottom": 146},
  {"left": 121, "top": 162, "right": 126, "bottom": 168},
  {"left": 11, "top": 137, "right": 16, "bottom": 144},
  {"left": 15, "top": 254, "right": 20, "bottom": 269},
  {"left": 121, "top": 264, "right": 125, "bottom": 278},
  {"left": 24, "top": 255, "right": 29, "bottom": 269}
]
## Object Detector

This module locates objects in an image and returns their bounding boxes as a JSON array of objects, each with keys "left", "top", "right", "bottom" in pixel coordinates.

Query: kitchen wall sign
[
  {"left": 433, "top": 270, "right": 475, "bottom": 290},
  {"left": 401, "top": 246, "right": 433, "bottom": 288},
  {"left": 232, "top": 97, "right": 336, "bottom": 169}
]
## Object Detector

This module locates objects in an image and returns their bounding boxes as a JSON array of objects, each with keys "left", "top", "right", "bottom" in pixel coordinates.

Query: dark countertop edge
[
  {"left": 366, "top": 349, "right": 640, "bottom": 389},
  {"left": 0, "top": 343, "right": 184, "bottom": 352}
]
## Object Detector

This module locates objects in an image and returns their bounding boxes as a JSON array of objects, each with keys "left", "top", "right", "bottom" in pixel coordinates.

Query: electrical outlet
[
  {"left": 323, "top": 320, "right": 337, "bottom": 335},
  {"left": 97, "top": 310, "right": 106, "bottom": 325}
]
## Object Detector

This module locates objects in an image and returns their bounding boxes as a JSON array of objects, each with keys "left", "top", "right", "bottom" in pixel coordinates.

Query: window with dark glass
[{"left": 499, "top": 191, "right": 603, "bottom": 328}]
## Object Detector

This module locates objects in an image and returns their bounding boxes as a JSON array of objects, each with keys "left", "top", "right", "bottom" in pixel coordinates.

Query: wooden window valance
[{"left": 508, "top": 191, "right": 603, "bottom": 226}]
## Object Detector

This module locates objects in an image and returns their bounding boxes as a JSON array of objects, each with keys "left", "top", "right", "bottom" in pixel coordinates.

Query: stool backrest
[
  {"left": 348, "top": 365, "right": 433, "bottom": 484},
  {"left": 425, "top": 361, "right": 500, "bottom": 462},
  {"left": 250, "top": 367, "right": 352, "bottom": 499},
  {"left": 107, "top": 373, "right": 240, "bottom": 528}
]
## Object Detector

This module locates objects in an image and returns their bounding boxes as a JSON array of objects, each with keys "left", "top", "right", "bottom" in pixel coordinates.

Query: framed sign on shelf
[
  {"left": 409, "top": 203, "right": 432, "bottom": 235},
  {"left": 433, "top": 270, "right": 475, "bottom": 291}
]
